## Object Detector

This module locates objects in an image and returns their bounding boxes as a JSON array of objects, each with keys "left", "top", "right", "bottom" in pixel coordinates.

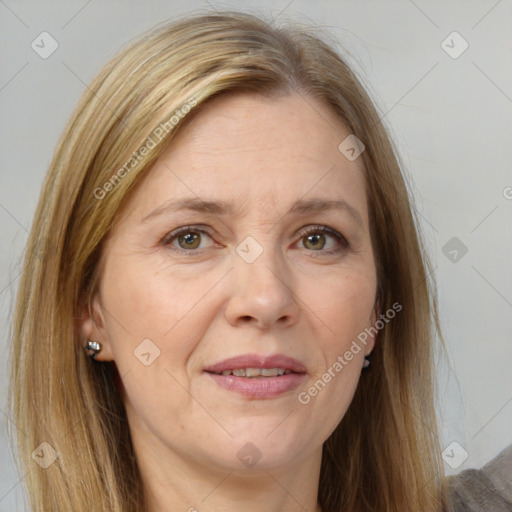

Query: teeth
[
  {"left": 245, "top": 368, "right": 261, "bottom": 377},
  {"left": 261, "top": 368, "right": 284, "bottom": 377},
  {"left": 220, "top": 368, "right": 290, "bottom": 377}
]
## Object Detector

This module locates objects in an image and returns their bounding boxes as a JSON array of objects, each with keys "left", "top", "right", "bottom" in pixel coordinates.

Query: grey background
[{"left": 1, "top": 0, "right": 511, "bottom": 509}]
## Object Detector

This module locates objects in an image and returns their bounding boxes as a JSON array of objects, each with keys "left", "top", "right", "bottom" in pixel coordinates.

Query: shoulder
[{"left": 446, "top": 444, "right": 512, "bottom": 512}]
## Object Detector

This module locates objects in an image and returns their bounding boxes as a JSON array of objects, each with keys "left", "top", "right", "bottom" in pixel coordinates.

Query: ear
[{"left": 78, "top": 293, "right": 115, "bottom": 361}]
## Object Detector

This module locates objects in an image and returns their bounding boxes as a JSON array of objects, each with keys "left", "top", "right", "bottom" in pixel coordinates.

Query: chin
[{"left": 207, "top": 430, "right": 314, "bottom": 472}]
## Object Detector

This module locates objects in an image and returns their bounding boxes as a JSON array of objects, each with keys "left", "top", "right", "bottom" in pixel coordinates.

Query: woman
[{"left": 7, "top": 9, "right": 489, "bottom": 512}]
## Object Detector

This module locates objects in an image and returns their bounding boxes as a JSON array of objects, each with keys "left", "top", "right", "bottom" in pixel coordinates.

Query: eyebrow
[{"left": 141, "top": 197, "right": 364, "bottom": 228}]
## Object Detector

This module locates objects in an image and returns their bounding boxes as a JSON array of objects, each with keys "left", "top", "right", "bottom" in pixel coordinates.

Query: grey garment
[{"left": 447, "top": 444, "right": 512, "bottom": 511}]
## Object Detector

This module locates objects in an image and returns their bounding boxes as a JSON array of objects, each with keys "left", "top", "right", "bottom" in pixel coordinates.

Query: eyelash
[{"left": 161, "top": 224, "right": 349, "bottom": 257}]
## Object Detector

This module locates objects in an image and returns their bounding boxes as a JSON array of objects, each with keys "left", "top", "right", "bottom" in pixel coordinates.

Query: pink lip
[
  {"left": 203, "top": 353, "right": 307, "bottom": 399},
  {"left": 203, "top": 353, "right": 307, "bottom": 374}
]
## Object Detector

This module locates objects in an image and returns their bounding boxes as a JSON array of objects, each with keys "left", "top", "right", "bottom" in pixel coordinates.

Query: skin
[{"left": 81, "top": 91, "right": 378, "bottom": 512}]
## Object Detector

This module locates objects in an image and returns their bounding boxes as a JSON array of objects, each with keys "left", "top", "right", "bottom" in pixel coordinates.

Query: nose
[{"left": 224, "top": 242, "right": 300, "bottom": 330}]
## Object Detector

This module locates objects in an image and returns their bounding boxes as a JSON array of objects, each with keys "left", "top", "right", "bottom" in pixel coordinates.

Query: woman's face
[{"left": 83, "top": 91, "right": 378, "bottom": 476}]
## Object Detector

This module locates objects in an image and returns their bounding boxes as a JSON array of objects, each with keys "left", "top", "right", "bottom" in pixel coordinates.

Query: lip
[
  {"left": 203, "top": 353, "right": 307, "bottom": 374},
  {"left": 203, "top": 353, "right": 307, "bottom": 399},
  {"left": 204, "top": 354, "right": 306, "bottom": 378}
]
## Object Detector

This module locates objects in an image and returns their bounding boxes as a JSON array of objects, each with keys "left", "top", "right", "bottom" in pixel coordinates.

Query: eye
[
  {"left": 296, "top": 225, "right": 349, "bottom": 255},
  {"left": 162, "top": 225, "right": 216, "bottom": 254},
  {"left": 161, "top": 224, "right": 350, "bottom": 257}
]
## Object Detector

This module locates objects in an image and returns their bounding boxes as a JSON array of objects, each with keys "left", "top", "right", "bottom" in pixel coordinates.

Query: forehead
[{"left": 125, "top": 91, "right": 368, "bottom": 224}]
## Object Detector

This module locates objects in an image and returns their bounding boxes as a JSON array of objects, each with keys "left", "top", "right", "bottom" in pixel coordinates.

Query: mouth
[
  {"left": 213, "top": 368, "right": 294, "bottom": 377},
  {"left": 203, "top": 354, "right": 307, "bottom": 399}
]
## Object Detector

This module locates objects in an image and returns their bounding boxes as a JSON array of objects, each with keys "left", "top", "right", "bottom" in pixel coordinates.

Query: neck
[{"left": 137, "top": 441, "right": 323, "bottom": 512}]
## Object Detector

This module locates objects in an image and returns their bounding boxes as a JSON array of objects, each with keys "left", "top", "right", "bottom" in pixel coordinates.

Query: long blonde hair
[{"left": 9, "top": 10, "right": 450, "bottom": 511}]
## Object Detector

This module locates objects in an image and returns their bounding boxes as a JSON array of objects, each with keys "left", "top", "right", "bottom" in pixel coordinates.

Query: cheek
[
  {"left": 98, "top": 259, "right": 220, "bottom": 432},
  {"left": 100, "top": 255, "right": 225, "bottom": 345},
  {"left": 293, "top": 266, "right": 376, "bottom": 426},
  {"left": 313, "top": 265, "right": 377, "bottom": 347},
  {"left": 98, "top": 255, "right": 233, "bottom": 415}
]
